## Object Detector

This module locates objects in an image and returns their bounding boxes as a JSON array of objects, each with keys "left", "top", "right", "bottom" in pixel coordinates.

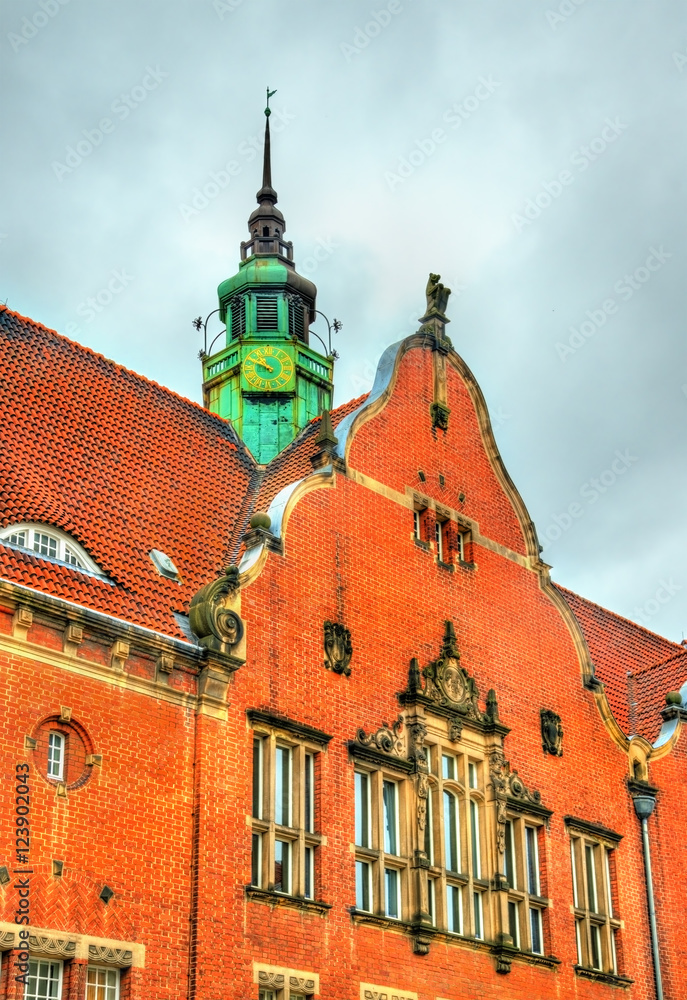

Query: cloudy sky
[{"left": 1, "top": 0, "right": 685, "bottom": 640}]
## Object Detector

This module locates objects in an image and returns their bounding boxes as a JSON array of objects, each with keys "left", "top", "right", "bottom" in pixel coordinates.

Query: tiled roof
[
  {"left": 555, "top": 584, "right": 686, "bottom": 740},
  {"left": 0, "top": 305, "right": 257, "bottom": 638},
  {"left": 242, "top": 393, "right": 368, "bottom": 538},
  {"left": 2, "top": 303, "right": 683, "bottom": 739},
  {"left": 631, "top": 650, "right": 687, "bottom": 743}
]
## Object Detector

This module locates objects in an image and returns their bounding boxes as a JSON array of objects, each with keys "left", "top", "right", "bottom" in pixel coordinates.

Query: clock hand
[{"left": 256, "top": 359, "right": 274, "bottom": 372}]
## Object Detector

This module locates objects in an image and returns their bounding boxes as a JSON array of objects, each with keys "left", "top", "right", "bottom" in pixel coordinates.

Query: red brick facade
[{"left": 0, "top": 304, "right": 685, "bottom": 999}]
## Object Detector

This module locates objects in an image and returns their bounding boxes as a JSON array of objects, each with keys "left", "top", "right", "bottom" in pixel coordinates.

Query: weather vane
[{"left": 265, "top": 87, "right": 277, "bottom": 117}]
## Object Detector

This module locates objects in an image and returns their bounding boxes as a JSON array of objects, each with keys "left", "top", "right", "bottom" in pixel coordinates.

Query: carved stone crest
[
  {"left": 189, "top": 566, "right": 246, "bottom": 664},
  {"left": 540, "top": 709, "right": 563, "bottom": 756},
  {"left": 423, "top": 621, "right": 480, "bottom": 717},
  {"left": 323, "top": 621, "right": 352, "bottom": 676}
]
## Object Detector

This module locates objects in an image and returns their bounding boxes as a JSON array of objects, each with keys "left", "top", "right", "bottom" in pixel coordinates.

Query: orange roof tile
[
  {"left": 2, "top": 302, "right": 682, "bottom": 738},
  {"left": 0, "top": 305, "right": 256, "bottom": 638},
  {"left": 555, "top": 584, "right": 686, "bottom": 740}
]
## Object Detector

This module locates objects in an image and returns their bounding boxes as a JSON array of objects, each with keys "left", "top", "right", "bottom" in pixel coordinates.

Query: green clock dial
[{"left": 242, "top": 347, "right": 294, "bottom": 390}]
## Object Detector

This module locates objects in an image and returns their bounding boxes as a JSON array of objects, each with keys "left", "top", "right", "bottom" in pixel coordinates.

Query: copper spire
[{"left": 257, "top": 87, "right": 278, "bottom": 205}]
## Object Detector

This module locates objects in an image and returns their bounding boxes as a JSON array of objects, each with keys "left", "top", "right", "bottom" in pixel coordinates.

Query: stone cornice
[
  {"left": 0, "top": 577, "right": 203, "bottom": 667},
  {"left": 0, "top": 578, "right": 240, "bottom": 719}
]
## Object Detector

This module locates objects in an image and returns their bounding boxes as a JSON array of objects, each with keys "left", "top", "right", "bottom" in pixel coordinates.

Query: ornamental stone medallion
[
  {"left": 323, "top": 620, "right": 352, "bottom": 676},
  {"left": 540, "top": 708, "right": 563, "bottom": 756}
]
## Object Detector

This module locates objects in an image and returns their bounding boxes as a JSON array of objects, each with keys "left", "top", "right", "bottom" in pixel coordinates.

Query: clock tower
[{"left": 201, "top": 96, "right": 334, "bottom": 464}]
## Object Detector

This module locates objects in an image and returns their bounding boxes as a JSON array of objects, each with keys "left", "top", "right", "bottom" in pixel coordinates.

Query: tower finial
[{"left": 258, "top": 87, "right": 278, "bottom": 203}]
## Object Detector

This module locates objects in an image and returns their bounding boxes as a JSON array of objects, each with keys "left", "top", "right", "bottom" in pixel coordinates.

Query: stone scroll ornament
[
  {"left": 540, "top": 708, "right": 563, "bottom": 756},
  {"left": 323, "top": 621, "right": 352, "bottom": 676},
  {"left": 356, "top": 717, "right": 404, "bottom": 758},
  {"left": 489, "top": 748, "right": 544, "bottom": 855},
  {"left": 189, "top": 565, "right": 246, "bottom": 661}
]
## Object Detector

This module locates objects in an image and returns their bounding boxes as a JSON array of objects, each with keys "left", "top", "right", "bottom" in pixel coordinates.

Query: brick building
[{"left": 0, "top": 107, "right": 685, "bottom": 1000}]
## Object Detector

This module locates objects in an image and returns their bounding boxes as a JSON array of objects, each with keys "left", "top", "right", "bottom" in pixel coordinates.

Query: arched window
[
  {"left": 0, "top": 523, "right": 104, "bottom": 576},
  {"left": 443, "top": 790, "right": 459, "bottom": 872}
]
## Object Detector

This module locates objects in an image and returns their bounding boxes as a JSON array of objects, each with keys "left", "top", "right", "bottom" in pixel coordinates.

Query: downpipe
[{"left": 633, "top": 795, "right": 663, "bottom": 1000}]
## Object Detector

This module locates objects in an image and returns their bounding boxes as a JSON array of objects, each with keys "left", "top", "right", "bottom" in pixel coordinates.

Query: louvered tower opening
[
  {"left": 289, "top": 299, "right": 305, "bottom": 341},
  {"left": 256, "top": 295, "right": 279, "bottom": 331},
  {"left": 230, "top": 297, "right": 246, "bottom": 340}
]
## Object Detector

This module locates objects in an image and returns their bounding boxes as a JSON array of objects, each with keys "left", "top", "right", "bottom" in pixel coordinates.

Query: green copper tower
[{"left": 202, "top": 94, "right": 334, "bottom": 464}]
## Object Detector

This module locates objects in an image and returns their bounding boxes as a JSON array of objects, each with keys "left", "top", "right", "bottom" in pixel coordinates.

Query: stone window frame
[
  {"left": 248, "top": 711, "right": 330, "bottom": 906},
  {"left": 423, "top": 737, "right": 489, "bottom": 939},
  {"left": 565, "top": 817, "right": 622, "bottom": 978},
  {"left": 503, "top": 812, "right": 548, "bottom": 955},
  {"left": 353, "top": 763, "right": 411, "bottom": 922}
]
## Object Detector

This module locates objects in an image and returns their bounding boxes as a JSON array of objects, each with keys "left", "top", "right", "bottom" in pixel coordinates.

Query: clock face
[{"left": 242, "top": 346, "right": 294, "bottom": 391}]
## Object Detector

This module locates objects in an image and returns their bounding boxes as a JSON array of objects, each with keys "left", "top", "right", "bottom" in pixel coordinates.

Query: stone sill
[
  {"left": 574, "top": 965, "right": 633, "bottom": 987},
  {"left": 414, "top": 539, "right": 430, "bottom": 551},
  {"left": 245, "top": 887, "right": 331, "bottom": 914}
]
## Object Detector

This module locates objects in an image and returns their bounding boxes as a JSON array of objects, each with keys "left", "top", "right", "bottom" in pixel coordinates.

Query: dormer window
[{"left": 0, "top": 523, "right": 104, "bottom": 576}]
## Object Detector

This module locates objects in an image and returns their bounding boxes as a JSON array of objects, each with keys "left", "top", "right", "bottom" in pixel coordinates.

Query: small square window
[
  {"left": 85, "top": 966, "right": 119, "bottom": 1000},
  {"left": 442, "top": 754, "right": 456, "bottom": 780}
]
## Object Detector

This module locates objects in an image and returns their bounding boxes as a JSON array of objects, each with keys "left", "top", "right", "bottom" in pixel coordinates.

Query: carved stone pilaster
[
  {"left": 156, "top": 654, "right": 174, "bottom": 682},
  {"left": 197, "top": 662, "right": 238, "bottom": 719}
]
